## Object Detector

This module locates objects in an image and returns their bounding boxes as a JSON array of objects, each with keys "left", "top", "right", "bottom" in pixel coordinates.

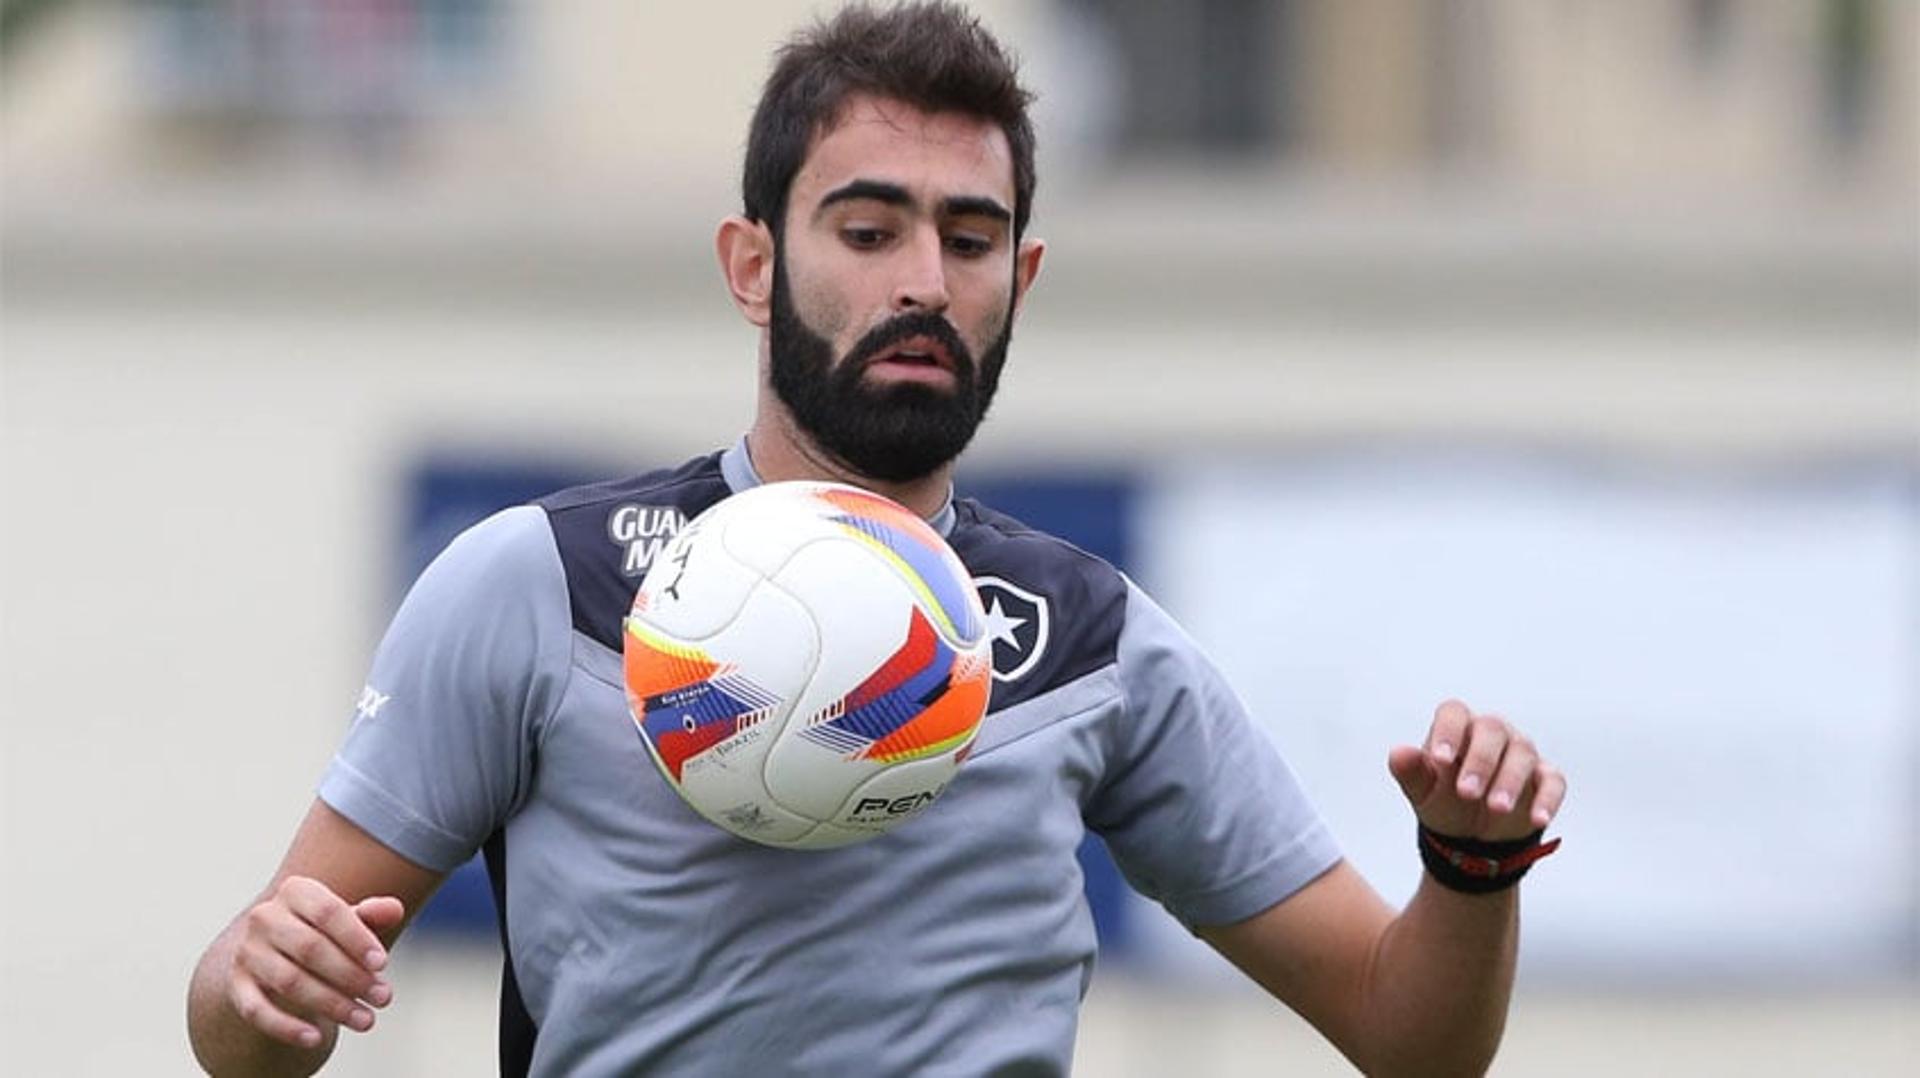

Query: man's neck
[{"left": 745, "top": 417, "right": 954, "bottom": 520}]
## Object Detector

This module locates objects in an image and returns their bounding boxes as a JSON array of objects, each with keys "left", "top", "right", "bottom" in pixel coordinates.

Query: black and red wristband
[{"left": 1418, "top": 825, "right": 1562, "bottom": 894}]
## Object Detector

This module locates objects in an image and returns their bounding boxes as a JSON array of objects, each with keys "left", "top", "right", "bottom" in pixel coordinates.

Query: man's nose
[{"left": 890, "top": 228, "right": 951, "bottom": 313}]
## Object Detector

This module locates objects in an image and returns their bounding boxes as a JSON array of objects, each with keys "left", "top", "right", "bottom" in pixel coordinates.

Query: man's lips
[{"left": 868, "top": 334, "right": 955, "bottom": 373}]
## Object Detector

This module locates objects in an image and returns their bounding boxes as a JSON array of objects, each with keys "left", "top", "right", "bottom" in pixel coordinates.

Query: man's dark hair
[{"left": 743, "top": 1, "right": 1037, "bottom": 238}]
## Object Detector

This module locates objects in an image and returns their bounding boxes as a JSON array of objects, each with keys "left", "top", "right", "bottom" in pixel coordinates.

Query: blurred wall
[{"left": 2, "top": 2, "right": 1915, "bottom": 1075}]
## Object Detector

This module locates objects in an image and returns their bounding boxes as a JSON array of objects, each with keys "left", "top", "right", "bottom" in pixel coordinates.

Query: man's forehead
[{"left": 795, "top": 94, "right": 1014, "bottom": 206}]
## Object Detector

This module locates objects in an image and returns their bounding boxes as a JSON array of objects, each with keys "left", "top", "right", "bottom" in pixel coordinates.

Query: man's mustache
[{"left": 844, "top": 313, "right": 975, "bottom": 377}]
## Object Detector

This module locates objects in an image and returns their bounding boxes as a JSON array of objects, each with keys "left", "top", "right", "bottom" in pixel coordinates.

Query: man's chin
[
  {"left": 817, "top": 411, "right": 976, "bottom": 482},
  {"left": 852, "top": 382, "right": 971, "bottom": 419}
]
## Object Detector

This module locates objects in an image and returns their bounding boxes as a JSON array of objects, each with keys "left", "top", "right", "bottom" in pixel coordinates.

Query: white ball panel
[
  {"left": 718, "top": 489, "right": 847, "bottom": 578},
  {"left": 675, "top": 780, "right": 816, "bottom": 845},
  {"left": 633, "top": 517, "right": 766, "bottom": 641},
  {"left": 696, "top": 576, "right": 822, "bottom": 712}
]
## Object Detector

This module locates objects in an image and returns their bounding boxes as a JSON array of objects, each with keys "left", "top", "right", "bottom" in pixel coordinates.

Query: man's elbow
[{"left": 1364, "top": 1019, "right": 1505, "bottom": 1078}]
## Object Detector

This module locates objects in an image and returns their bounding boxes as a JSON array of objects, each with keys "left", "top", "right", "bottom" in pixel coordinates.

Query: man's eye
[
  {"left": 842, "top": 228, "right": 890, "bottom": 249},
  {"left": 944, "top": 235, "right": 992, "bottom": 257}
]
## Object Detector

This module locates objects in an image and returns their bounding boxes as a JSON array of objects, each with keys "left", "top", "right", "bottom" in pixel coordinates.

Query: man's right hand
[
  {"left": 190, "top": 801, "right": 443, "bottom": 1075},
  {"left": 224, "top": 876, "right": 405, "bottom": 1048}
]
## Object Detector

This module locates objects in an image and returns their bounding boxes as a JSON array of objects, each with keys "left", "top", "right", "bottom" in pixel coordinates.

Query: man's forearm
[
  {"left": 1358, "top": 877, "right": 1520, "bottom": 1078},
  {"left": 187, "top": 922, "right": 338, "bottom": 1078}
]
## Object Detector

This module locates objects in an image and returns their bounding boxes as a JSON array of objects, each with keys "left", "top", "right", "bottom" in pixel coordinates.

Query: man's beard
[{"left": 768, "top": 252, "right": 1011, "bottom": 484}]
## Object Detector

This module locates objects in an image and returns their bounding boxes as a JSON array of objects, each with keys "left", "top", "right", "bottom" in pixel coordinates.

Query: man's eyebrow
[
  {"left": 814, "top": 179, "right": 913, "bottom": 218},
  {"left": 812, "top": 180, "right": 1012, "bottom": 226},
  {"left": 940, "top": 195, "right": 1012, "bottom": 224}
]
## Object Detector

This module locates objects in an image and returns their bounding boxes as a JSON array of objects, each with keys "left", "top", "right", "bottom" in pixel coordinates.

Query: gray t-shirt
[{"left": 320, "top": 444, "right": 1340, "bottom": 1077}]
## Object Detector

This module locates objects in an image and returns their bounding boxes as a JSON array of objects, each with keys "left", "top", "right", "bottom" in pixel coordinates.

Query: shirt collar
[{"left": 720, "top": 437, "right": 958, "bottom": 538}]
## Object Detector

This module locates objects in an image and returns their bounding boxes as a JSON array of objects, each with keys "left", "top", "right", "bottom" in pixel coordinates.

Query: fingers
[
  {"left": 255, "top": 907, "right": 389, "bottom": 1012},
  {"left": 1453, "top": 712, "right": 1509, "bottom": 802},
  {"left": 1483, "top": 735, "right": 1537, "bottom": 816},
  {"left": 1417, "top": 701, "right": 1567, "bottom": 838},
  {"left": 1425, "top": 700, "right": 1471, "bottom": 765},
  {"left": 262, "top": 886, "right": 388, "bottom": 1005},
  {"left": 355, "top": 896, "right": 407, "bottom": 944},
  {"left": 236, "top": 943, "right": 376, "bottom": 1036},
  {"left": 1531, "top": 763, "right": 1568, "bottom": 828},
  {"left": 229, "top": 974, "right": 327, "bottom": 1049},
  {"left": 283, "top": 878, "right": 391, "bottom": 974},
  {"left": 228, "top": 877, "right": 398, "bottom": 1045},
  {"left": 1386, "top": 744, "right": 1437, "bottom": 805}
]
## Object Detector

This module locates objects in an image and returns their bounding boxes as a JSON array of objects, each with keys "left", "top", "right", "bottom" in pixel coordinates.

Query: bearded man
[{"left": 189, "top": 5, "right": 1566, "bottom": 1075}]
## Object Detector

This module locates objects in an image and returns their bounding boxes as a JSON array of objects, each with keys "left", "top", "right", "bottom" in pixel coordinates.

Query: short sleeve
[
  {"left": 318, "top": 505, "right": 573, "bottom": 872},
  {"left": 1086, "top": 580, "right": 1342, "bottom": 929}
]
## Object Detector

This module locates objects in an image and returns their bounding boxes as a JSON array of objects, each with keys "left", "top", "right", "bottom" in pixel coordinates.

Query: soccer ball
[{"left": 622, "top": 481, "right": 991, "bottom": 849}]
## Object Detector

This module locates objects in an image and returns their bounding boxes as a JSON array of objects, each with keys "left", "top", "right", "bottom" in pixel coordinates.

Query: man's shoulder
[
  {"left": 949, "top": 497, "right": 1126, "bottom": 591},
  {"left": 531, "top": 451, "right": 734, "bottom": 651},
  {"left": 534, "top": 452, "right": 730, "bottom": 516},
  {"left": 949, "top": 498, "right": 1131, "bottom": 705}
]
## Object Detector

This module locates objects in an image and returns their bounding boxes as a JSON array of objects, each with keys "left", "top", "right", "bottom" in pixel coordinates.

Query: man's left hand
[{"left": 1388, "top": 700, "right": 1566, "bottom": 841}]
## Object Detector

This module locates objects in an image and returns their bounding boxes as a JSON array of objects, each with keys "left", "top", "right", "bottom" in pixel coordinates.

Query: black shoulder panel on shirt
[
  {"left": 534, "top": 452, "right": 732, "bottom": 652},
  {"left": 948, "top": 498, "right": 1128, "bottom": 715}
]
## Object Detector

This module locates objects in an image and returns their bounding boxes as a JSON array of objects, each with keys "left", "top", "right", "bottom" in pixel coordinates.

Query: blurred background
[{"left": 2, "top": 1, "right": 1914, "bottom": 1074}]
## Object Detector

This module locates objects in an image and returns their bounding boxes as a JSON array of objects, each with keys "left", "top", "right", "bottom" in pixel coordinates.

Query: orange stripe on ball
[{"left": 862, "top": 652, "right": 990, "bottom": 763}]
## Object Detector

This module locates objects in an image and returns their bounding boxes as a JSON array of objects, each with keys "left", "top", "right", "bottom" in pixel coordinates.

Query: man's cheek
[
  {"left": 790, "top": 274, "right": 851, "bottom": 340},
  {"left": 972, "top": 314, "right": 1009, "bottom": 358}
]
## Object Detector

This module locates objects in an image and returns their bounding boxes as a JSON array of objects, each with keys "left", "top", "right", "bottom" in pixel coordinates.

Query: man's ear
[
  {"left": 1012, "top": 236, "right": 1046, "bottom": 316},
  {"left": 716, "top": 216, "right": 776, "bottom": 327}
]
